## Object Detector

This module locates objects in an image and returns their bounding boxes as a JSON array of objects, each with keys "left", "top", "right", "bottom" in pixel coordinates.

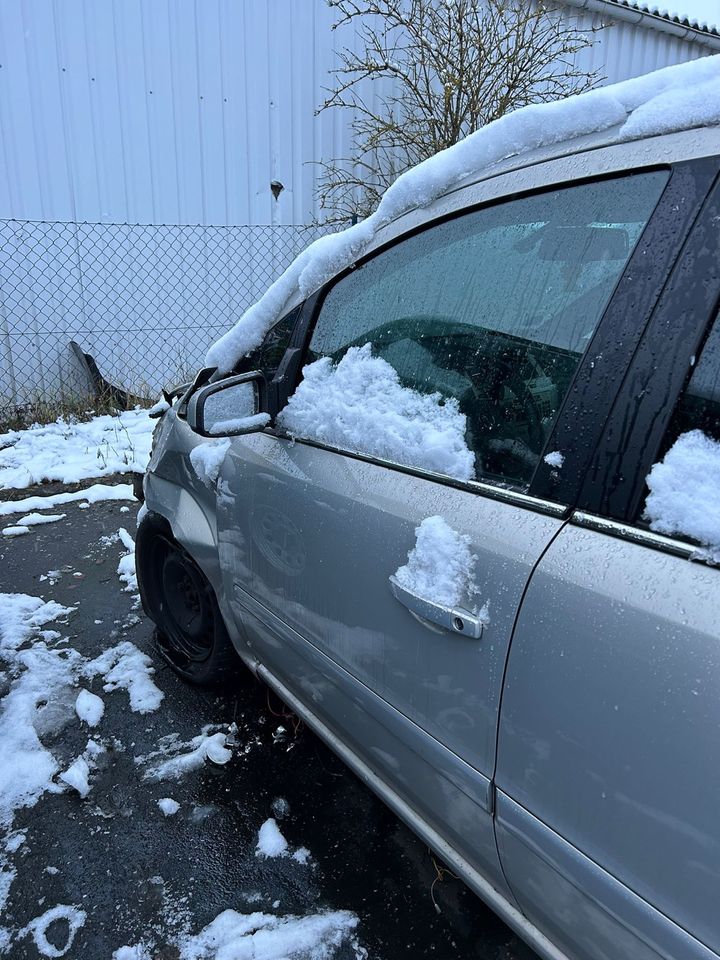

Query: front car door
[
  {"left": 216, "top": 159, "right": 673, "bottom": 906},
  {"left": 496, "top": 167, "right": 720, "bottom": 960}
]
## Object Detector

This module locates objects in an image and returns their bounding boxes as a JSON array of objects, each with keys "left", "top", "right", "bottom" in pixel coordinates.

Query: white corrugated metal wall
[
  {"left": 0, "top": 0, "right": 715, "bottom": 407},
  {"left": 0, "top": 1, "right": 713, "bottom": 228},
  {"left": 0, "top": 0, "right": 396, "bottom": 226}
]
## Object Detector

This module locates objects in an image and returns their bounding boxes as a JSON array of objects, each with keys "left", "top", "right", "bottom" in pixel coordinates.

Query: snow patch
[
  {"left": 255, "top": 818, "right": 289, "bottom": 858},
  {"left": 206, "top": 57, "right": 720, "bottom": 374},
  {"left": 157, "top": 798, "right": 180, "bottom": 817},
  {"left": 58, "top": 756, "right": 91, "bottom": 798},
  {"left": 139, "top": 727, "right": 232, "bottom": 781},
  {"left": 278, "top": 345, "right": 474, "bottom": 481},
  {"left": 0, "top": 483, "right": 134, "bottom": 517},
  {"left": 0, "top": 596, "right": 79, "bottom": 828},
  {"left": 117, "top": 527, "right": 138, "bottom": 593},
  {"left": 189, "top": 439, "right": 231, "bottom": 486},
  {"left": 176, "top": 908, "right": 358, "bottom": 960},
  {"left": 1, "top": 525, "right": 29, "bottom": 537},
  {"left": 644, "top": 429, "right": 720, "bottom": 560},
  {"left": 0, "top": 409, "right": 153, "bottom": 490},
  {"left": 20, "top": 904, "right": 86, "bottom": 958},
  {"left": 75, "top": 689, "right": 104, "bottom": 727},
  {"left": 86, "top": 641, "right": 164, "bottom": 714},
  {"left": 113, "top": 946, "right": 153, "bottom": 960}
]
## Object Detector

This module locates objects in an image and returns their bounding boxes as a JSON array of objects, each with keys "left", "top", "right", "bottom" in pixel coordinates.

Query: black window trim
[
  {"left": 575, "top": 165, "right": 720, "bottom": 528},
  {"left": 268, "top": 157, "right": 720, "bottom": 514}
]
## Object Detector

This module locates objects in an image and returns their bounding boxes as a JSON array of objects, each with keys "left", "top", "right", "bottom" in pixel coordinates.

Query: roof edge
[{"left": 563, "top": 0, "right": 720, "bottom": 48}]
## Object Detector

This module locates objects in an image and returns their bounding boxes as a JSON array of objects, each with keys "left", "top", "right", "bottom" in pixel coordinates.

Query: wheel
[{"left": 136, "top": 513, "right": 239, "bottom": 685}]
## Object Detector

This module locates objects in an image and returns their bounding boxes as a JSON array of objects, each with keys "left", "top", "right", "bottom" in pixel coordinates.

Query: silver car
[{"left": 137, "top": 121, "right": 720, "bottom": 960}]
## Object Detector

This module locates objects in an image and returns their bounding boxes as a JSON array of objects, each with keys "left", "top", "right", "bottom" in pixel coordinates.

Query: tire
[{"left": 136, "top": 513, "right": 239, "bottom": 686}]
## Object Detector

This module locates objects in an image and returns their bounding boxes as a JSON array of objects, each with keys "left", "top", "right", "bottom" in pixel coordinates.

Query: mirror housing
[{"left": 186, "top": 371, "right": 270, "bottom": 438}]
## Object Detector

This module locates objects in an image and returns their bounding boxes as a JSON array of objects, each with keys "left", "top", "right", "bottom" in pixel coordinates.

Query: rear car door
[
  {"left": 217, "top": 167, "right": 672, "bottom": 898},
  {"left": 495, "top": 172, "right": 720, "bottom": 960}
]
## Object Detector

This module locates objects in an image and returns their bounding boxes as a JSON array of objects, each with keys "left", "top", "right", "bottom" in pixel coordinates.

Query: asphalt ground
[{"left": 0, "top": 491, "right": 539, "bottom": 960}]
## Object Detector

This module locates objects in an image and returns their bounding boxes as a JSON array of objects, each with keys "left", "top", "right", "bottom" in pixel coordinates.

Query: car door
[
  {"left": 216, "top": 167, "right": 673, "bottom": 898},
  {"left": 495, "top": 174, "right": 720, "bottom": 960}
]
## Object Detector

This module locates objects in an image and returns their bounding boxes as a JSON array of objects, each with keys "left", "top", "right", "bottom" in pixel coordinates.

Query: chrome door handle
[{"left": 389, "top": 576, "right": 485, "bottom": 639}]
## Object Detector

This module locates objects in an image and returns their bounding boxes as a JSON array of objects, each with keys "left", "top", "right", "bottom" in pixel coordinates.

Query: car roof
[{"left": 357, "top": 124, "right": 720, "bottom": 263}]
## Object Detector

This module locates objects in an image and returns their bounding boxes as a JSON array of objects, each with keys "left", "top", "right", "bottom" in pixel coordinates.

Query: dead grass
[{"left": 0, "top": 386, "right": 153, "bottom": 434}]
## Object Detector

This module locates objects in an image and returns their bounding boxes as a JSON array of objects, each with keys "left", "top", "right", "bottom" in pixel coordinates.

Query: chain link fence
[{"left": 0, "top": 219, "right": 327, "bottom": 419}]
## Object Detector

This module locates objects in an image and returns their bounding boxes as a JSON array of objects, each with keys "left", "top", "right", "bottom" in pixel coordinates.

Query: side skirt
[{"left": 255, "top": 660, "right": 570, "bottom": 960}]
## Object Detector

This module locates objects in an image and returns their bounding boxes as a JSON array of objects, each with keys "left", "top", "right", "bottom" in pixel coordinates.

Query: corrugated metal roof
[{"left": 607, "top": 0, "right": 719, "bottom": 35}]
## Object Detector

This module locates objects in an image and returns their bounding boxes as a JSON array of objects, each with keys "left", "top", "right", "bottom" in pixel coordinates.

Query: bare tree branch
[{"left": 316, "top": 0, "right": 602, "bottom": 225}]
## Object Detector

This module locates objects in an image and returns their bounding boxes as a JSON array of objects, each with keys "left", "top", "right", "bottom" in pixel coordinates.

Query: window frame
[
  {"left": 270, "top": 155, "right": 719, "bottom": 515},
  {"left": 574, "top": 163, "right": 720, "bottom": 530}
]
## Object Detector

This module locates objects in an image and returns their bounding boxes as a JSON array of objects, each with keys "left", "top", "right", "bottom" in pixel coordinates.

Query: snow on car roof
[{"left": 206, "top": 55, "right": 720, "bottom": 375}]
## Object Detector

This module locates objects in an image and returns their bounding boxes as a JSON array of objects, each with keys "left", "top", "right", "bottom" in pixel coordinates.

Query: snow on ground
[
  {"left": 58, "top": 755, "right": 91, "bottom": 798},
  {"left": 75, "top": 688, "right": 104, "bottom": 727},
  {"left": 0, "top": 483, "right": 134, "bottom": 518},
  {"left": 256, "top": 818, "right": 289, "bottom": 858},
  {"left": 0, "top": 409, "right": 154, "bottom": 490},
  {"left": 138, "top": 727, "right": 233, "bottom": 781},
  {"left": 19, "top": 904, "right": 86, "bottom": 958},
  {"left": 157, "top": 798, "right": 180, "bottom": 817},
  {"left": 392, "top": 516, "right": 489, "bottom": 620},
  {"left": 644, "top": 429, "right": 720, "bottom": 560},
  {"left": 189, "top": 438, "right": 231, "bottom": 486},
  {"left": 86, "top": 642, "right": 164, "bottom": 714},
  {"left": 117, "top": 528, "right": 138, "bottom": 593},
  {"left": 1, "top": 513, "right": 65, "bottom": 537},
  {"left": 277, "top": 345, "right": 475, "bottom": 481},
  {"left": 175, "top": 908, "right": 359, "bottom": 960},
  {"left": 206, "top": 56, "right": 720, "bottom": 374}
]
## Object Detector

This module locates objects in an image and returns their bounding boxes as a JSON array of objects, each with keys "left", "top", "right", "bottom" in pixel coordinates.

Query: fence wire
[{"left": 0, "top": 219, "right": 327, "bottom": 416}]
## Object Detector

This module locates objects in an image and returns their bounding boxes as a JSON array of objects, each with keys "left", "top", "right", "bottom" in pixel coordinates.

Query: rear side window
[
  {"left": 280, "top": 172, "right": 668, "bottom": 489},
  {"left": 641, "top": 312, "right": 720, "bottom": 560}
]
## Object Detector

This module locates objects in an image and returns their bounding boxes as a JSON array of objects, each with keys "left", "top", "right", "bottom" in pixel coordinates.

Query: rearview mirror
[{"left": 186, "top": 371, "right": 270, "bottom": 437}]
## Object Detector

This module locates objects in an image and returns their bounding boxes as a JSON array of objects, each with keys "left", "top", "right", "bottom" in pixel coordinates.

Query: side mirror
[{"left": 185, "top": 371, "right": 270, "bottom": 438}]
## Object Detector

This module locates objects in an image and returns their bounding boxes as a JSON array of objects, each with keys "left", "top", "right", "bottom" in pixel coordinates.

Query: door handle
[{"left": 389, "top": 576, "right": 485, "bottom": 639}]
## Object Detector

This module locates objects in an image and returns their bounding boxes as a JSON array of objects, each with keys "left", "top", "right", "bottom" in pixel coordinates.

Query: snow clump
[
  {"left": 75, "top": 688, "right": 104, "bottom": 727},
  {"left": 176, "top": 907, "right": 359, "bottom": 960},
  {"left": 117, "top": 527, "right": 138, "bottom": 593},
  {"left": 644, "top": 429, "right": 720, "bottom": 560},
  {"left": 255, "top": 818, "right": 289, "bottom": 859},
  {"left": 392, "top": 516, "right": 489, "bottom": 621},
  {"left": 139, "top": 726, "right": 232, "bottom": 781},
  {"left": 277, "top": 345, "right": 475, "bottom": 481},
  {"left": 157, "top": 798, "right": 180, "bottom": 817},
  {"left": 206, "top": 56, "right": 720, "bottom": 374},
  {"left": 189, "top": 439, "right": 231, "bottom": 486},
  {"left": 86, "top": 641, "right": 164, "bottom": 714},
  {"left": 544, "top": 451, "right": 564, "bottom": 469}
]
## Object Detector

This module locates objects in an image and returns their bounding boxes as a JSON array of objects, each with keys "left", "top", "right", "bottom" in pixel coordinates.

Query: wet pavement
[{"left": 0, "top": 492, "right": 539, "bottom": 959}]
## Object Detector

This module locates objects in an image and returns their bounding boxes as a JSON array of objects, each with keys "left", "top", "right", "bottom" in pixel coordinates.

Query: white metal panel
[{"left": 2, "top": 0, "right": 709, "bottom": 227}]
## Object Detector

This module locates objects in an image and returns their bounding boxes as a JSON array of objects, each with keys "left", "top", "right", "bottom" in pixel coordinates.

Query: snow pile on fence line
[
  {"left": 0, "top": 409, "right": 154, "bottom": 490},
  {"left": 644, "top": 429, "right": 720, "bottom": 560},
  {"left": 206, "top": 56, "right": 720, "bottom": 374}
]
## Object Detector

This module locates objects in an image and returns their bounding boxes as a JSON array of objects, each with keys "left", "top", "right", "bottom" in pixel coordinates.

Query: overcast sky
[{"left": 661, "top": 0, "right": 719, "bottom": 25}]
